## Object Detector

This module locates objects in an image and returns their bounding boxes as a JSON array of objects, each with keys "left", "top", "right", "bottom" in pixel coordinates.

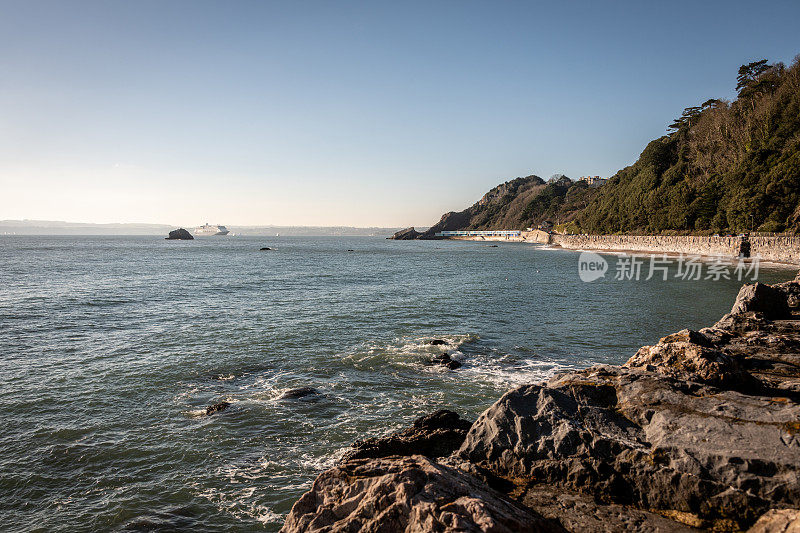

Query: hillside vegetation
[{"left": 423, "top": 55, "right": 800, "bottom": 237}]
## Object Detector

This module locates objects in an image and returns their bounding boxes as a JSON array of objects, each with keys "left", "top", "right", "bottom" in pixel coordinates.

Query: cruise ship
[{"left": 194, "top": 223, "right": 230, "bottom": 236}]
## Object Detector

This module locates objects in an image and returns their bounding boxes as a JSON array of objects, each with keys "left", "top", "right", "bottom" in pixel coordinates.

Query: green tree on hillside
[{"left": 578, "top": 55, "right": 800, "bottom": 235}]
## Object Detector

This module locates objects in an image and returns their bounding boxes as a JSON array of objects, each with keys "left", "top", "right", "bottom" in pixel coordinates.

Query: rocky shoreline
[{"left": 281, "top": 271, "right": 800, "bottom": 532}]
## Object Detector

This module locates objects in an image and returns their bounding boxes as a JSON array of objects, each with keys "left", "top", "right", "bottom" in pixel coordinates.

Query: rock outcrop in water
[
  {"left": 166, "top": 228, "right": 193, "bottom": 240},
  {"left": 206, "top": 402, "right": 230, "bottom": 415},
  {"left": 389, "top": 227, "right": 422, "bottom": 240},
  {"left": 433, "top": 352, "right": 462, "bottom": 370},
  {"left": 278, "top": 387, "right": 319, "bottom": 400},
  {"left": 282, "top": 275, "right": 800, "bottom": 532}
]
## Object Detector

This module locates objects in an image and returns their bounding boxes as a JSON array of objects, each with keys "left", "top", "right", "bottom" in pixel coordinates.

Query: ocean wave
[
  {"left": 194, "top": 485, "right": 287, "bottom": 526},
  {"left": 83, "top": 298, "right": 134, "bottom": 307},
  {"left": 456, "top": 354, "right": 576, "bottom": 388},
  {"left": 340, "top": 332, "right": 576, "bottom": 389},
  {"left": 343, "top": 333, "right": 480, "bottom": 369}
]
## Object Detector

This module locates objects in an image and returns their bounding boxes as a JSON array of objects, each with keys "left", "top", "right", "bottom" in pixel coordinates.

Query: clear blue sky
[{"left": 2, "top": 0, "right": 799, "bottom": 227}]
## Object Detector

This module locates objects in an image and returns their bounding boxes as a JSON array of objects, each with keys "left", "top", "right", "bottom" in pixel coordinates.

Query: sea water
[{"left": 0, "top": 235, "right": 794, "bottom": 532}]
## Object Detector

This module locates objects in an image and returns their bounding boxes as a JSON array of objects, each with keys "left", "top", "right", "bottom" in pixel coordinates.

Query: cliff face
[
  {"left": 282, "top": 276, "right": 800, "bottom": 532},
  {"left": 420, "top": 175, "right": 548, "bottom": 237},
  {"left": 417, "top": 174, "right": 598, "bottom": 237}
]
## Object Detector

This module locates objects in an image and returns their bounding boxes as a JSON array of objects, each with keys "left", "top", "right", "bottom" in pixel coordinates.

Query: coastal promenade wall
[
  {"left": 550, "top": 234, "right": 800, "bottom": 264},
  {"left": 438, "top": 232, "right": 799, "bottom": 264},
  {"left": 749, "top": 235, "right": 800, "bottom": 263},
  {"left": 550, "top": 234, "right": 741, "bottom": 257}
]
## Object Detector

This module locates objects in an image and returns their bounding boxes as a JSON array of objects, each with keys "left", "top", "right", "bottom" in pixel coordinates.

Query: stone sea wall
[
  {"left": 551, "top": 234, "right": 742, "bottom": 257},
  {"left": 550, "top": 234, "right": 800, "bottom": 264},
  {"left": 749, "top": 235, "right": 800, "bottom": 264},
  {"left": 430, "top": 231, "right": 800, "bottom": 264}
]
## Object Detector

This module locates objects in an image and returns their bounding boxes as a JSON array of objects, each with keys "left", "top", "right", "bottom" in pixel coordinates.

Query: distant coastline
[{"left": 0, "top": 220, "right": 414, "bottom": 237}]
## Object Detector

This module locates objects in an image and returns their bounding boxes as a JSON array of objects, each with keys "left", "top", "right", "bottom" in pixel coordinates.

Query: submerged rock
[
  {"left": 205, "top": 402, "right": 230, "bottom": 415},
  {"left": 435, "top": 352, "right": 462, "bottom": 369},
  {"left": 429, "top": 339, "right": 448, "bottom": 345},
  {"left": 278, "top": 387, "right": 319, "bottom": 400},
  {"left": 280, "top": 455, "right": 555, "bottom": 533},
  {"left": 166, "top": 228, "right": 193, "bottom": 240},
  {"left": 388, "top": 227, "right": 421, "bottom": 240},
  {"left": 345, "top": 409, "right": 472, "bottom": 461}
]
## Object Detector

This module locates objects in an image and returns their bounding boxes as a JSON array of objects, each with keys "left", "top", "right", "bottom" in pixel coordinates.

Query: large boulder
[
  {"left": 389, "top": 227, "right": 422, "bottom": 240},
  {"left": 280, "top": 455, "right": 557, "bottom": 533},
  {"left": 624, "top": 329, "right": 760, "bottom": 392},
  {"left": 748, "top": 509, "right": 800, "bottom": 532},
  {"left": 456, "top": 365, "right": 800, "bottom": 529},
  {"left": 344, "top": 409, "right": 471, "bottom": 461},
  {"left": 775, "top": 280, "right": 800, "bottom": 313},
  {"left": 166, "top": 228, "right": 193, "bottom": 240},
  {"left": 729, "top": 283, "right": 791, "bottom": 320}
]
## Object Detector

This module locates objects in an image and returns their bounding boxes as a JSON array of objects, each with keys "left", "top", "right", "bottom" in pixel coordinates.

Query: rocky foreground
[{"left": 281, "top": 273, "right": 800, "bottom": 532}]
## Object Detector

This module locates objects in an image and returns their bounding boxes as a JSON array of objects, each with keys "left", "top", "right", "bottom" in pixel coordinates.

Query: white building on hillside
[{"left": 578, "top": 175, "right": 607, "bottom": 187}]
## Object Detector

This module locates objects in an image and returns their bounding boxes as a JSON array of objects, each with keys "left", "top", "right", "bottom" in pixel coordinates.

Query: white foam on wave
[
  {"left": 457, "top": 354, "right": 576, "bottom": 388},
  {"left": 174, "top": 387, "right": 201, "bottom": 400},
  {"left": 192, "top": 444, "right": 351, "bottom": 527},
  {"left": 193, "top": 484, "right": 287, "bottom": 525},
  {"left": 214, "top": 447, "right": 343, "bottom": 487},
  {"left": 192, "top": 452, "right": 334, "bottom": 526},
  {"left": 342, "top": 332, "right": 585, "bottom": 391},
  {"left": 297, "top": 448, "right": 346, "bottom": 473},
  {"left": 343, "top": 333, "right": 479, "bottom": 370},
  {"left": 253, "top": 507, "right": 287, "bottom": 525}
]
